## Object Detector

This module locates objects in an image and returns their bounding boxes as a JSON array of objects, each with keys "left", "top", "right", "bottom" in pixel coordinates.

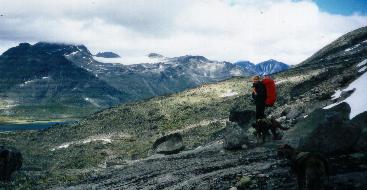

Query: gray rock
[
  {"left": 298, "top": 111, "right": 361, "bottom": 155},
  {"left": 152, "top": 133, "right": 184, "bottom": 155},
  {"left": 351, "top": 111, "right": 367, "bottom": 130},
  {"left": 351, "top": 111, "right": 367, "bottom": 152},
  {"left": 286, "top": 106, "right": 302, "bottom": 120},
  {"left": 223, "top": 122, "right": 249, "bottom": 150},
  {"left": 285, "top": 102, "right": 351, "bottom": 146},
  {"left": 0, "top": 146, "right": 22, "bottom": 181}
]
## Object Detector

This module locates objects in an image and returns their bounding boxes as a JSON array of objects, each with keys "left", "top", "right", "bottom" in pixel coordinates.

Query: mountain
[
  {"left": 95, "top": 52, "right": 120, "bottom": 58},
  {"left": 233, "top": 60, "right": 256, "bottom": 74},
  {"left": 147, "top": 52, "right": 164, "bottom": 58},
  {"left": 0, "top": 43, "right": 253, "bottom": 119},
  {"left": 65, "top": 50, "right": 253, "bottom": 103},
  {"left": 255, "top": 59, "right": 289, "bottom": 75},
  {"left": 234, "top": 59, "right": 289, "bottom": 75},
  {"left": 0, "top": 42, "right": 127, "bottom": 119},
  {"left": 1, "top": 26, "right": 366, "bottom": 189}
]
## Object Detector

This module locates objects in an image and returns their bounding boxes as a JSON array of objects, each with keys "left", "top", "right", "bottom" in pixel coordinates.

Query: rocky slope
[{"left": 0, "top": 26, "right": 366, "bottom": 189}]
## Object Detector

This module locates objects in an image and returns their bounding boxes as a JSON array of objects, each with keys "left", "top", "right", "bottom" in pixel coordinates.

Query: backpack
[{"left": 262, "top": 78, "right": 276, "bottom": 106}]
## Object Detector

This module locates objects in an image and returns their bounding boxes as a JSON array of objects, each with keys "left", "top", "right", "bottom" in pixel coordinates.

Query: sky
[{"left": 0, "top": 0, "right": 366, "bottom": 65}]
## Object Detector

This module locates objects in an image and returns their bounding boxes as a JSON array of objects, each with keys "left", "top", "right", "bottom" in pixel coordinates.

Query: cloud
[{"left": 0, "top": 0, "right": 366, "bottom": 64}]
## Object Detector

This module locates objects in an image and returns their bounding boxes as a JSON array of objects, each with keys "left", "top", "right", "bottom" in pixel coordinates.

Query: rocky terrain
[{"left": 0, "top": 26, "right": 366, "bottom": 189}]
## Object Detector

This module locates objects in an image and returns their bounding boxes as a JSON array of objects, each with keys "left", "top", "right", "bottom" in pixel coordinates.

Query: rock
[
  {"left": 354, "top": 132, "right": 367, "bottom": 152},
  {"left": 298, "top": 111, "right": 361, "bottom": 155},
  {"left": 285, "top": 102, "right": 352, "bottom": 146},
  {"left": 236, "top": 176, "right": 251, "bottom": 190},
  {"left": 286, "top": 106, "right": 302, "bottom": 120},
  {"left": 229, "top": 109, "right": 256, "bottom": 127},
  {"left": 223, "top": 122, "right": 249, "bottom": 150},
  {"left": 276, "top": 116, "right": 286, "bottom": 123},
  {"left": 351, "top": 111, "right": 367, "bottom": 130},
  {"left": 0, "top": 146, "right": 22, "bottom": 181},
  {"left": 351, "top": 111, "right": 367, "bottom": 151},
  {"left": 152, "top": 133, "right": 184, "bottom": 155},
  {"left": 229, "top": 187, "right": 238, "bottom": 190}
]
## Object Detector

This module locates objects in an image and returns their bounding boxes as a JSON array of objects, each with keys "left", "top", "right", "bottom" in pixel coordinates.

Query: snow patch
[
  {"left": 93, "top": 56, "right": 165, "bottom": 65},
  {"left": 324, "top": 72, "right": 367, "bottom": 119},
  {"left": 344, "top": 44, "right": 360, "bottom": 52},
  {"left": 220, "top": 90, "right": 238, "bottom": 97},
  {"left": 331, "top": 89, "right": 343, "bottom": 100},
  {"left": 65, "top": 51, "right": 79, "bottom": 56},
  {"left": 359, "top": 66, "right": 366, "bottom": 73},
  {"left": 19, "top": 80, "right": 36, "bottom": 87},
  {"left": 357, "top": 59, "right": 367, "bottom": 67},
  {"left": 50, "top": 133, "right": 131, "bottom": 151},
  {"left": 84, "top": 97, "right": 100, "bottom": 107},
  {"left": 230, "top": 69, "right": 242, "bottom": 76}
]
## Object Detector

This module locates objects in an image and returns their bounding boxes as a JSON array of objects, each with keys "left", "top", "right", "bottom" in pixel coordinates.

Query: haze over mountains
[{"left": 0, "top": 43, "right": 289, "bottom": 119}]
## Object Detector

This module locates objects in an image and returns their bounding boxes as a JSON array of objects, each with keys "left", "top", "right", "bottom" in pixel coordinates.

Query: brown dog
[
  {"left": 278, "top": 144, "right": 329, "bottom": 190},
  {"left": 252, "top": 118, "right": 289, "bottom": 143}
]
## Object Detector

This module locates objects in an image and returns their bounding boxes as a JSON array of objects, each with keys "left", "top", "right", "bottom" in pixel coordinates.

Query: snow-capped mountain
[
  {"left": 255, "top": 59, "right": 290, "bottom": 75},
  {"left": 0, "top": 43, "right": 253, "bottom": 118},
  {"left": 234, "top": 59, "right": 289, "bottom": 75}
]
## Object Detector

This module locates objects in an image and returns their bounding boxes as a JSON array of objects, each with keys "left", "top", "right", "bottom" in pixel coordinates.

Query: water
[{"left": 0, "top": 122, "right": 65, "bottom": 132}]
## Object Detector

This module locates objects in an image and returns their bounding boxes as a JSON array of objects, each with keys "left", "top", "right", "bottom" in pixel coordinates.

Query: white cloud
[{"left": 0, "top": 0, "right": 366, "bottom": 64}]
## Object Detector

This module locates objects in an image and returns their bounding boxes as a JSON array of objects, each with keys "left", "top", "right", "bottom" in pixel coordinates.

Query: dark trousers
[{"left": 256, "top": 103, "right": 265, "bottom": 120}]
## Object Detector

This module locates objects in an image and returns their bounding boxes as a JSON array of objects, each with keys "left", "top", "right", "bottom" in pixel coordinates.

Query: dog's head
[{"left": 277, "top": 144, "right": 295, "bottom": 159}]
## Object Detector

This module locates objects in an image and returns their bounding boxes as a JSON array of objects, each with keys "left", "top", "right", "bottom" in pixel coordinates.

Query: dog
[
  {"left": 252, "top": 118, "right": 289, "bottom": 143},
  {"left": 278, "top": 144, "right": 329, "bottom": 190}
]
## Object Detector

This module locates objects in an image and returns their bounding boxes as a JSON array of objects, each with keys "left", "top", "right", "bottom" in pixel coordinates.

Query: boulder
[
  {"left": 285, "top": 102, "right": 351, "bottom": 145},
  {"left": 298, "top": 111, "right": 361, "bottom": 155},
  {"left": 152, "top": 133, "right": 184, "bottom": 155},
  {"left": 351, "top": 111, "right": 367, "bottom": 152},
  {"left": 351, "top": 111, "right": 367, "bottom": 130},
  {"left": 284, "top": 104, "right": 303, "bottom": 120},
  {"left": 223, "top": 122, "right": 249, "bottom": 150},
  {"left": 0, "top": 146, "right": 22, "bottom": 181}
]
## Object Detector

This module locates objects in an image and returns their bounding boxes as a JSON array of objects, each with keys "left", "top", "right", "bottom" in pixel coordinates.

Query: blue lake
[{"left": 0, "top": 122, "right": 65, "bottom": 132}]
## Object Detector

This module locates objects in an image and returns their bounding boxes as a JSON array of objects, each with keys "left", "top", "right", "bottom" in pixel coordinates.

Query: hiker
[{"left": 251, "top": 75, "right": 267, "bottom": 120}]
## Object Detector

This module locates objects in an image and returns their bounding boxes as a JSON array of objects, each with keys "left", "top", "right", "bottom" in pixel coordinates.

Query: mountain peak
[
  {"left": 95, "top": 52, "right": 120, "bottom": 58},
  {"left": 148, "top": 53, "right": 164, "bottom": 58},
  {"left": 172, "top": 55, "right": 209, "bottom": 63}
]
